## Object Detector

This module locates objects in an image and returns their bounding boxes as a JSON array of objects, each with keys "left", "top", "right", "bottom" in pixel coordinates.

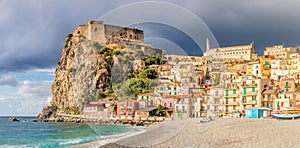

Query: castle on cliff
[{"left": 72, "top": 20, "right": 165, "bottom": 57}]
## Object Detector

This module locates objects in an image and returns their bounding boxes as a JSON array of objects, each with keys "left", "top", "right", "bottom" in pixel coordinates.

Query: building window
[
  {"left": 252, "top": 96, "right": 256, "bottom": 101},
  {"left": 170, "top": 103, "right": 172, "bottom": 107},
  {"left": 226, "top": 98, "right": 228, "bottom": 104},
  {"left": 182, "top": 106, "right": 185, "bottom": 111},
  {"left": 233, "top": 105, "right": 236, "bottom": 110},
  {"left": 233, "top": 90, "right": 236, "bottom": 94},
  {"left": 164, "top": 103, "right": 167, "bottom": 107},
  {"left": 233, "top": 98, "right": 236, "bottom": 102},
  {"left": 242, "top": 97, "right": 246, "bottom": 103},
  {"left": 252, "top": 87, "right": 255, "bottom": 92},
  {"left": 176, "top": 106, "right": 179, "bottom": 111},
  {"left": 225, "top": 106, "right": 228, "bottom": 112},
  {"left": 285, "top": 82, "right": 289, "bottom": 86},
  {"left": 243, "top": 105, "right": 246, "bottom": 109}
]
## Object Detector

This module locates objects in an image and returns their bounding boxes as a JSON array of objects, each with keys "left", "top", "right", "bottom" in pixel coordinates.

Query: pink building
[
  {"left": 161, "top": 97, "right": 174, "bottom": 109},
  {"left": 117, "top": 100, "right": 139, "bottom": 119}
]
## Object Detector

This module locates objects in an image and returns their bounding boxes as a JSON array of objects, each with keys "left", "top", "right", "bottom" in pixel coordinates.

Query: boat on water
[{"left": 274, "top": 114, "right": 300, "bottom": 119}]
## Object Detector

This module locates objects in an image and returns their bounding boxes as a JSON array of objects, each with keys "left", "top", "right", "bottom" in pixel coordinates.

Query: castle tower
[
  {"left": 206, "top": 38, "right": 210, "bottom": 51},
  {"left": 87, "top": 20, "right": 106, "bottom": 44}
]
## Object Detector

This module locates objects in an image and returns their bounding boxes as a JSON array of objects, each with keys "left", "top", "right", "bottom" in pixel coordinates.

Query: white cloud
[
  {"left": 0, "top": 73, "right": 19, "bottom": 87},
  {"left": 16, "top": 80, "right": 52, "bottom": 99},
  {"left": 0, "top": 80, "right": 52, "bottom": 116}
]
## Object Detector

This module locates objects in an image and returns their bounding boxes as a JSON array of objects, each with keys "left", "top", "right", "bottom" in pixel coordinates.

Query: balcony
[
  {"left": 242, "top": 100, "right": 257, "bottom": 105},
  {"left": 262, "top": 97, "right": 274, "bottom": 102},
  {"left": 213, "top": 101, "right": 221, "bottom": 106},
  {"left": 242, "top": 90, "right": 258, "bottom": 96},
  {"left": 224, "top": 101, "right": 239, "bottom": 106},
  {"left": 225, "top": 94, "right": 240, "bottom": 98},
  {"left": 241, "top": 83, "right": 257, "bottom": 87},
  {"left": 214, "top": 95, "right": 221, "bottom": 98},
  {"left": 225, "top": 85, "right": 239, "bottom": 90}
]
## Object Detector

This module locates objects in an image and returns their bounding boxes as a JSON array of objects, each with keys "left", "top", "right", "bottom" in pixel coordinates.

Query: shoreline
[
  {"left": 72, "top": 118, "right": 300, "bottom": 148},
  {"left": 72, "top": 118, "right": 190, "bottom": 148}
]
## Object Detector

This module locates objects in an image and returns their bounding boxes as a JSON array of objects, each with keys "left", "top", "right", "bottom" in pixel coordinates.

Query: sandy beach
[{"left": 73, "top": 118, "right": 300, "bottom": 148}]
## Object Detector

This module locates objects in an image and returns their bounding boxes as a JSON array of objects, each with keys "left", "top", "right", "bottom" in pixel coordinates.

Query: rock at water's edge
[
  {"left": 37, "top": 106, "right": 57, "bottom": 122},
  {"left": 9, "top": 116, "right": 19, "bottom": 122}
]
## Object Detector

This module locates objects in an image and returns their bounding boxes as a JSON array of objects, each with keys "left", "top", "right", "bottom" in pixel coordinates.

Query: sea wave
[{"left": 72, "top": 126, "right": 146, "bottom": 147}]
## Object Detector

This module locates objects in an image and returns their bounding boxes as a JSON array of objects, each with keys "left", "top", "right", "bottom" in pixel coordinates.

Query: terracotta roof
[
  {"left": 262, "top": 89, "right": 277, "bottom": 94},
  {"left": 173, "top": 94, "right": 192, "bottom": 99},
  {"left": 293, "top": 104, "right": 300, "bottom": 108},
  {"left": 164, "top": 95, "right": 175, "bottom": 98},
  {"left": 282, "top": 78, "right": 295, "bottom": 81}
]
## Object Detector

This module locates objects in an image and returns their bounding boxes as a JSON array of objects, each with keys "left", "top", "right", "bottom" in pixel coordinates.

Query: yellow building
[
  {"left": 259, "top": 55, "right": 274, "bottom": 78},
  {"left": 264, "top": 45, "right": 295, "bottom": 59},
  {"left": 224, "top": 80, "right": 240, "bottom": 115}
]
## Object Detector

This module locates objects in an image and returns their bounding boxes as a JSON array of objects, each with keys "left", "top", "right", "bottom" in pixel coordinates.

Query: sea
[{"left": 0, "top": 116, "right": 144, "bottom": 148}]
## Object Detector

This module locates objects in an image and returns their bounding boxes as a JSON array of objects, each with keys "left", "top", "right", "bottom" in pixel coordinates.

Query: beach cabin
[{"left": 245, "top": 107, "right": 272, "bottom": 118}]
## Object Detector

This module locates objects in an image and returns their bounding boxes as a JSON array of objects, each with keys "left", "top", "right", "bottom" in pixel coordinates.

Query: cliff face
[{"left": 47, "top": 35, "right": 150, "bottom": 115}]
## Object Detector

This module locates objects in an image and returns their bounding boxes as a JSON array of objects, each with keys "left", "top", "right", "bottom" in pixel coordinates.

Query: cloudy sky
[{"left": 1, "top": 0, "right": 300, "bottom": 116}]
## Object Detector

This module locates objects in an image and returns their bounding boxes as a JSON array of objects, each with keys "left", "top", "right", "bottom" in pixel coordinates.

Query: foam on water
[{"left": 0, "top": 117, "right": 142, "bottom": 147}]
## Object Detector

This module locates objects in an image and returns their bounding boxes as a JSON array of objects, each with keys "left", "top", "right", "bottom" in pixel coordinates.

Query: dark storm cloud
[
  {"left": 0, "top": 0, "right": 125, "bottom": 72},
  {"left": 177, "top": 0, "right": 300, "bottom": 54},
  {"left": 1, "top": 0, "right": 300, "bottom": 72}
]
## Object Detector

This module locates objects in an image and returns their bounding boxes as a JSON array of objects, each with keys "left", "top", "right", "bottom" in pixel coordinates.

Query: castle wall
[
  {"left": 73, "top": 25, "right": 88, "bottom": 37},
  {"left": 104, "top": 24, "right": 144, "bottom": 44}
]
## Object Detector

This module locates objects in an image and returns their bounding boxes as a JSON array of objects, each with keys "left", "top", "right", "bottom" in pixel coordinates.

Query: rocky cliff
[{"left": 38, "top": 33, "right": 158, "bottom": 120}]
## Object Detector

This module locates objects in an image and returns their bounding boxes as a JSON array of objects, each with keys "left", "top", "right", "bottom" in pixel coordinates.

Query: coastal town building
[
  {"left": 117, "top": 100, "right": 139, "bottom": 119},
  {"left": 137, "top": 93, "right": 155, "bottom": 107},
  {"left": 83, "top": 103, "right": 111, "bottom": 119},
  {"left": 204, "top": 38, "right": 258, "bottom": 61},
  {"left": 173, "top": 94, "right": 192, "bottom": 119},
  {"left": 259, "top": 55, "right": 274, "bottom": 78},
  {"left": 208, "top": 86, "right": 224, "bottom": 115},
  {"left": 264, "top": 45, "right": 295, "bottom": 59}
]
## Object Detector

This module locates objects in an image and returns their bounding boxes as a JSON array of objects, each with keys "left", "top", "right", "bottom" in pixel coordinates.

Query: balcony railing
[
  {"left": 224, "top": 101, "right": 239, "bottom": 106},
  {"left": 242, "top": 100, "right": 257, "bottom": 105},
  {"left": 225, "top": 94, "right": 240, "bottom": 98},
  {"left": 262, "top": 97, "right": 274, "bottom": 102},
  {"left": 241, "top": 90, "right": 258, "bottom": 96},
  {"left": 241, "top": 83, "right": 257, "bottom": 87}
]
